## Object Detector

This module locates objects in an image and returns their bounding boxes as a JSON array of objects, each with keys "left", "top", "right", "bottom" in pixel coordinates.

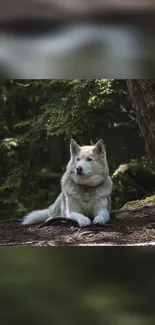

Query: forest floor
[{"left": 0, "top": 199, "right": 155, "bottom": 246}]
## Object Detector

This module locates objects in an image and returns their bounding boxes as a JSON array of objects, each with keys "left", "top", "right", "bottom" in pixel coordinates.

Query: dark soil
[{"left": 0, "top": 206, "right": 155, "bottom": 246}]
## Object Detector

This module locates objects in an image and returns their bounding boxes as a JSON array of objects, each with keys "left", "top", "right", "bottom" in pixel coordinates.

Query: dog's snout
[{"left": 76, "top": 166, "right": 83, "bottom": 175}]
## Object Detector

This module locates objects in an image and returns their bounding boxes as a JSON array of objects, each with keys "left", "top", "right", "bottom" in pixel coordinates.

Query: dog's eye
[{"left": 87, "top": 157, "right": 92, "bottom": 162}]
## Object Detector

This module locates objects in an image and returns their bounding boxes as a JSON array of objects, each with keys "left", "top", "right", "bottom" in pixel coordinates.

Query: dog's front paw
[
  {"left": 78, "top": 216, "right": 91, "bottom": 227},
  {"left": 93, "top": 210, "right": 110, "bottom": 225},
  {"left": 93, "top": 215, "right": 106, "bottom": 225},
  {"left": 69, "top": 212, "right": 91, "bottom": 227}
]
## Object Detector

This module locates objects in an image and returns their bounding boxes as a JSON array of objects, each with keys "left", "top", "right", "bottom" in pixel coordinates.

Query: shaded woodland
[{"left": 0, "top": 79, "right": 155, "bottom": 221}]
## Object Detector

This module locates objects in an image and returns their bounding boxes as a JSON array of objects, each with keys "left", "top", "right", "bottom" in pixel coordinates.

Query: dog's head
[{"left": 68, "top": 139, "right": 109, "bottom": 186}]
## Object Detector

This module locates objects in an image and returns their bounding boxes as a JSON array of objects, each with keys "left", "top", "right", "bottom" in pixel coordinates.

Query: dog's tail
[
  {"left": 22, "top": 209, "right": 49, "bottom": 225},
  {"left": 22, "top": 193, "right": 62, "bottom": 225}
]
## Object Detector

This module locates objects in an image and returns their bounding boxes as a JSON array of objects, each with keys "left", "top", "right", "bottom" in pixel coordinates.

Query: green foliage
[{"left": 31, "top": 79, "right": 129, "bottom": 138}]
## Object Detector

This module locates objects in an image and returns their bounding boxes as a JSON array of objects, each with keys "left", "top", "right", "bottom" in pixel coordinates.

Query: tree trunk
[{"left": 127, "top": 79, "right": 155, "bottom": 160}]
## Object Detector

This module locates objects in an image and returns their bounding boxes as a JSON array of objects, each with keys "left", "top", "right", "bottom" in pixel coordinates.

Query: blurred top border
[{"left": 0, "top": 0, "right": 155, "bottom": 22}]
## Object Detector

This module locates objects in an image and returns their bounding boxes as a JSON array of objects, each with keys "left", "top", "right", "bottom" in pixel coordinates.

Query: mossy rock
[
  {"left": 122, "top": 194, "right": 155, "bottom": 210},
  {"left": 112, "top": 158, "right": 155, "bottom": 209}
]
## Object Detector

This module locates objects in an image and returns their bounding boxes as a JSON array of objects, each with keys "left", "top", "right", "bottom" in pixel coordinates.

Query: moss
[
  {"left": 122, "top": 194, "right": 155, "bottom": 210},
  {"left": 112, "top": 157, "right": 155, "bottom": 209}
]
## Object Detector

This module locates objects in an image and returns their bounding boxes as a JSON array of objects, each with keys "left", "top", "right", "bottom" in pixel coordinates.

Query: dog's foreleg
[
  {"left": 69, "top": 212, "right": 92, "bottom": 227},
  {"left": 93, "top": 197, "right": 110, "bottom": 225},
  {"left": 66, "top": 195, "right": 91, "bottom": 227}
]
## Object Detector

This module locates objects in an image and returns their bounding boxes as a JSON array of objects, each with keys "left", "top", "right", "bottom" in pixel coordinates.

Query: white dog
[{"left": 22, "top": 139, "right": 113, "bottom": 227}]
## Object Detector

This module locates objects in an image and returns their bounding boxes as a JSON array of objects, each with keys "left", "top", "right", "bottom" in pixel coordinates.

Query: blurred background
[
  {"left": 0, "top": 248, "right": 155, "bottom": 325},
  {"left": 0, "top": 0, "right": 155, "bottom": 77},
  {"left": 1, "top": 79, "right": 155, "bottom": 220}
]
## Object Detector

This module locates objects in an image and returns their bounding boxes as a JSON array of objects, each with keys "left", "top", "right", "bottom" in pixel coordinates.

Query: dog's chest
[
  {"left": 82, "top": 188, "right": 91, "bottom": 202},
  {"left": 64, "top": 181, "right": 103, "bottom": 214},
  {"left": 76, "top": 187, "right": 97, "bottom": 211},
  {"left": 70, "top": 183, "right": 101, "bottom": 203},
  {"left": 78, "top": 188, "right": 99, "bottom": 215}
]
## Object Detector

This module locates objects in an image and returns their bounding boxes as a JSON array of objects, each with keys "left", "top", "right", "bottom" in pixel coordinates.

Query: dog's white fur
[{"left": 22, "top": 139, "right": 113, "bottom": 227}]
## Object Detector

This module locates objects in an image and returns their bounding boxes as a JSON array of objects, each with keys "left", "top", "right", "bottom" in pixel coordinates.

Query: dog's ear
[
  {"left": 70, "top": 139, "right": 81, "bottom": 156},
  {"left": 93, "top": 139, "right": 105, "bottom": 154}
]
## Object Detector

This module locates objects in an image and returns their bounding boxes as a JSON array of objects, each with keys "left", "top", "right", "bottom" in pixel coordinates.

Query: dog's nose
[{"left": 76, "top": 166, "right": 83, "bottom": 175}]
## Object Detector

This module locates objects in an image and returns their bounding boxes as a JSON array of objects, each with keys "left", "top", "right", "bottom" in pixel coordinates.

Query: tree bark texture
[{"left": 127, "top": 79, "right": 155, "bottom": 160}]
